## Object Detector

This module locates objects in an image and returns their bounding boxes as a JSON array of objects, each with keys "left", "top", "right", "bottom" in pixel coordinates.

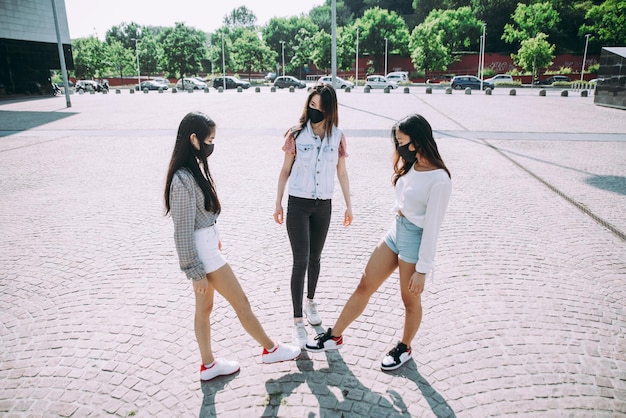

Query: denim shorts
[
  {"left": 383, "top": 215, "right": 423, "bottom": 264},
  {"left": 194, "top": 225, "right": 227, "bottom": 274}
]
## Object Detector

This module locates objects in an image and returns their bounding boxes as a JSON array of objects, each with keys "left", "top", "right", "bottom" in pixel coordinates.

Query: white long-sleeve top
[{"left": 392, "top": 167, "right": 451, "bottom": 274}]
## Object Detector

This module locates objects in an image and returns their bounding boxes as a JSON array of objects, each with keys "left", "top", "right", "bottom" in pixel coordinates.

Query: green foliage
[
  {"left": 106, "top": 40, "right": 135, "bottom": 81},
  {"left": 160, "top": 23, "right": 208, "bottom": 78},
  {"left": 511, "top": 33, "right": 555, "bottom": 74},
  {"left": 355, "top": 7, "right": 410, "bottom": 57},
  {"left": 138, "top": 32, "right": 163, "bottom": 76},
  {"left": 309, "top": 2, "right": 354, "bottom": 33},
  {"left": 502, "top": 2, "right": 560, "bottom": 45},
  {"left": 262, "top": 16, "right": 319, "bottom": 75},
  {"left": 223, "top": 6, "right": 257, "bottom": 29},
  {"left": 105, "top": 22, "right": 141, "bottom": 50},
  {"left": 72, "top": 36, "right": 108, "bottom": 79},
  {"left": 231, "top": 29, "right": 277, "bottom": 78},
  {"left": 409, "top": 7, "right": 482, "bottom": 73},
  {"left": 580, "top": 0, "right": 626, "bottom": 45}
]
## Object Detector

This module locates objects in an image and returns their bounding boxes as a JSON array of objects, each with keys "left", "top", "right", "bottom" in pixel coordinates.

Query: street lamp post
[
  {"left": 355, "top": 27, "right": 359, "bottom": 89},
  {"left": 581, "top": 34, "right": 591, "bottom": 82},
  {"left": 280, "top": 41, "right": 285, "bottom": 77},
  {"left": 131, "top": 37, "right": 140, "bottom": 89},
  {"left": 479, "top": 23, "right": 486, "bottom": 90},
  {"left": 384, "top": 37, "right": 388, "bottom": 76},
  {"left": 221, "top": 34, "right": 226, "bottom": 90}
]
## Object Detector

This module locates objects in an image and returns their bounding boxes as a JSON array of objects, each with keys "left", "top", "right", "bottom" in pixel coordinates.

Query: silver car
[{"left": 364, "top": 75, "right": 398, "bottom": 89}]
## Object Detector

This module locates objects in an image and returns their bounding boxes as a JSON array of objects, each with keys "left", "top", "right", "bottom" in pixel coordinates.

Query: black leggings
[{"left": 286, "top": 195, "right": 332, "bottom": 318}]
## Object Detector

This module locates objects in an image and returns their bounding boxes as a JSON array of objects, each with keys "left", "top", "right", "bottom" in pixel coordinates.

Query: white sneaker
[
  {"left": 262, "top": 343, "right": 301, "bottom": 363},
  {"left": 293, "top": 322, "right": 308, "bottom": 348},
  {"left": 380, "top": 342, "right": 412, "bottom": 371},
  {"left": 200, "top": 359, "right": 240, "bottom": 381},
  {"left": 304, "top": 300, "right": 322, "bottom": 326}
]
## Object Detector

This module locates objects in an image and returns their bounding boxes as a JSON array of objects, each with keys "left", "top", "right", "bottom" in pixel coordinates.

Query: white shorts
[{"left": 193, "top": 226, "right": 227, "bottom": 274}]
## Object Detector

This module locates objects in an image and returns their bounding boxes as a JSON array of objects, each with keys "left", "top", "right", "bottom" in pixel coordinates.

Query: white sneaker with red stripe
[
  {"left": 262, "top": 343, "right": 301, "bottom": 363},
  {"left": 200, "top": 359, "right": 240, "bottom": 381}
]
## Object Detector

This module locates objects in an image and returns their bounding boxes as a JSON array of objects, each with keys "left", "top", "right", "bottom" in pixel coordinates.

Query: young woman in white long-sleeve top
[{"left": 305, "top": 114, "right": 452, "bottom": 372}]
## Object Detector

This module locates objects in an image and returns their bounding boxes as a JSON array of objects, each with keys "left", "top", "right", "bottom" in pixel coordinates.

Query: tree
[
  {"left": 408, "top": 7, "right": 482, "bottom": 74},
  {"left": 231, "top": 29, "right": 277, "bottom": 79},
  {"left": 511, "top": 33, "right": 555, "bottom": 78},
  {"left": 160, "top": 23, "right": 208, "bottom": 78},
  {"left": 262, "top": 17, "right": 319, "bottom": 75},
  {"left": 354, "top": 7, "right": 410, "bottom": 71},
  {"left": 309, "top": 2, "right": 354, "bottom": 33},
  {"left": 502, "top": 2, "right": 560, "bottom": 46},
  {"left": 72, "top": 36, "right": 108, "bottom": 79},
  {"left": 470, "top": 0, "right": 519, "bottom": 53},
  {"left": 105, "top": 22, "right": 142, "bottom": 50},
  {"left": 137, "top": 32, "right": 163, "bottom": 77},
  {"left": 106, "top": 40, "right": 135, "bottom": 83},
  {"left": 580, "top": 0, "right": 626, "bottom": 46},
  {"left": 223, "top": 6, "right": 257, "bottom": 29},
  {"left": 207, "top": 28, "right": 233, "bottom": 74}
]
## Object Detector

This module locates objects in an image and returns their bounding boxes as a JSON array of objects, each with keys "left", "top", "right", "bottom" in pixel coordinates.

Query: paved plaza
[{"left": 0, "top": 86, "right": 625, "bottom": 417}]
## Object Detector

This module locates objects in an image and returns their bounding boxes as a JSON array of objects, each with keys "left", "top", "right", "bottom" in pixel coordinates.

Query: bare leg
[
  {"left": 194, "top": 282, "right": 216, "bottom": 365},
  {"left": 397, "top": 260, "right": 422, "bottom": 347},
  {"left": 332, "top": 242, "right": 398, "bottom": 336},
  {"left": 206, "top": 263, "right": 274, "bottom": 350}
]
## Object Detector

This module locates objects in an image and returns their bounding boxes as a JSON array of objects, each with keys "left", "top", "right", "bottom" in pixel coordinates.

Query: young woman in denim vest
[
  {"left": 304, "top": 114, "right": 451, "bottom": 372},
  {"left": 165, "top": 112, "right": 301, "bottom": 381},
  {"left": 273, "top": 84, "right": 353, "bottom": 348}
]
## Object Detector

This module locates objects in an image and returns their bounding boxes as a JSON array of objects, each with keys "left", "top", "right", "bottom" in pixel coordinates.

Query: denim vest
[{"left": 288, "top": 122, "right": 343, "bottom": 200}]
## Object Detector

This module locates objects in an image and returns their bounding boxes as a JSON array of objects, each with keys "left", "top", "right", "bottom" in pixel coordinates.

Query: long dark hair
[
  {"left": 391, "top": 114, "right": 451, "bottom": 186},
  {"left": 288, "top": 84, "right": 339, "bottom": 138},
  {"left": 164, "top": 111, "right": 221, "bottom": 215}
]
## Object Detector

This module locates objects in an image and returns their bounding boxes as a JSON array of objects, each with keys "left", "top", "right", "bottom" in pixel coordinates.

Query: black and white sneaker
[
  {"left": 305, "top": 328, "right": 343, "bottom": 353},
  {"left": 381, "top": 342, "right": 412, "bottom": 371}
]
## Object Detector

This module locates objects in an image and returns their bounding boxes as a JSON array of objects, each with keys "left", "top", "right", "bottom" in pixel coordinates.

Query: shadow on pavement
[
  {"left": 0, "top": 110, "right": 76, "bottom": 136},
  {"left": 199, "top": 370, "right": 241, "bottom": 418},
  {"left": 585, "top": 175, "right": 626, "bottom": 196},
  {"left": 259, "top": 348, "right": 455, "bottom": 417}
]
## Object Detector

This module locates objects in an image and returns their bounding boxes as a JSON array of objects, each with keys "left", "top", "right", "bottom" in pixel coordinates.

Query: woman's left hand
[
  {"left": 408, "top": 272, "right": 425, "bottom": 295},
  {"left": 343, "top": 208, "right": 353, "bottom": 226},
  {"left": 193, "top": 277, "right": 209, "bottom": 294}
]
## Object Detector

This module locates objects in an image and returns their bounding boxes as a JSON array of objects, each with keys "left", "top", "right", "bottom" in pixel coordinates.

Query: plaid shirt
[{"left": 170, "top": 168, "right": 218, "bottom": 280}]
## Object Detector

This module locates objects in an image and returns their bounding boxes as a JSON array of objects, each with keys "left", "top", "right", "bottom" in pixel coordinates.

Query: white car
[
  {"left": 365, "top": 75, "right": 398, "bottom": 89},
  {"left": 386, "top": 71, "right": 409, "bottom": 82},
  {"left": 484, "top": 74, "right": 513, "bottom": 84},
  {"left": 317, "top": 75, "right": 354, "bottom": 89},
  {"left": 176, "top": 78, "right": 208, "bottom": 90}
]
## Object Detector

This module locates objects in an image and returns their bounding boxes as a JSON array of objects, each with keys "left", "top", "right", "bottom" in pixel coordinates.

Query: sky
[{"left": 64, "top": 0, "right": 325, "bottom": 40}]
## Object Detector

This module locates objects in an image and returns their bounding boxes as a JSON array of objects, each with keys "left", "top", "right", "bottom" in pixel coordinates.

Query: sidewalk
[{"left": 0, "top": 89, "right": 625, "bottom": 417}]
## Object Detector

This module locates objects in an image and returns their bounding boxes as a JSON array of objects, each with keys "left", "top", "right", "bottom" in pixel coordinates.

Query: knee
[
  {"left": 196, "top": 300, "right": 214, "bottom": 316},
  {"left": 231, "top": 294, "right": 252, "bottom": 316},
  {"left": 402, "top": 294, "right": 422, "bottom": 311},
  {"left": 354, "top": 272, "right": 376, "bottom": 296}
]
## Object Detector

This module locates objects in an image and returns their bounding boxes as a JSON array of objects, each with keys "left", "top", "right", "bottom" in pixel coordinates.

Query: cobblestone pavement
[{"left": 1, "top": 87, "right": 625, "bottom": 417}]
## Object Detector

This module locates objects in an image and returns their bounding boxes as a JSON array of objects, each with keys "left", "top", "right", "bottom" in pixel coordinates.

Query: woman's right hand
[
  {"left": 273, "top": 205, "right": 284, "bottom": 224},
  {"left": 193, "top": 277, "right": 209, "bottom": 295}
]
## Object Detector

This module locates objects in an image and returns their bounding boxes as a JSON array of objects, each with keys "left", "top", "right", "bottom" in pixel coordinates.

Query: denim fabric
[{"left": 383, "top": 215, "right": 423, "bottom": 265}]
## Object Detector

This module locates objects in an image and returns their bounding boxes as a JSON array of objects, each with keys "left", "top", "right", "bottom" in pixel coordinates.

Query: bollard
[
  {"left": 445, "top": 87, "right": 452, "bottom": 94},
  {"left": 172, "top": 87, "right": 177, "bottom": 93},
  {"left": 539, "top": 89, "right": 546, "bottom": 96},
  {"left": 581, "top": 90, "right": 588, "bottom": 97},
  {"left": 364, "top": 86, "right": 371, "bottom": 93},
  {"left": 289, "top": 86, "right": 295, "bottom": 93},
  {"left": 255, "top": 87, "right": 261, "bottom": 93},
  {"left": 485, "top": 88, "right": 492, "bottom": 95},
  {"left": 143, "top": 88, "right": 149, "bottom": 94},
  {"left": 115, "top": 89, "right": 121, "bottom": 94},
  {"left": 271, "top": 86, "right": 276, "bottom": 93},
  {"left": 204, "top": 87, "right": 209, "bottom": 93},
  {"left": 129, "top": 88, "right": 134, "bottom": 94},
  {"left": 403, "top": 87, "right": 410, "bottom": 94},
  {"left": 187, "top": 88, "right": 193, "bottom": 93},
  {"left": 464, "top": 87, "right": 471, "bottom": 95},
  {"left": 237, "top": 86, "right": 243, "bottom": 93},
  {"left": 384, "top": 86, "right": 391, "bottom": 93},
  {"left": 345, "top": 87, "right": 351, "bottom": 93},
  {"left": 561, "top": 90, "right": 568, "bottom": 97},
  {"left": 218, "top": 87, "right": 223, "bottom": 93},
  {"left": 102, "top": 89, "right": 108, "bottom": 94},
  {"left": 425, "top": 87, "right": 432, "bottom": 94},
  {"left": 158, "top": 88, "right": 164, "bottom": 93},
  {"left": 509, "top": 89, "right": 516, "bottom": 96}
]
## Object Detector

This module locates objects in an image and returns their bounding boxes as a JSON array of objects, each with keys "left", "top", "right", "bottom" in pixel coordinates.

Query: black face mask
[
  {"left": 397, "top": 143, "right": 417, "bottom": 164},
  {"left": 307, "top": 107, "right": 325, "bottom": 124},
  {"left": 195, "top": 143, "right": 214, "bottom": 160}
]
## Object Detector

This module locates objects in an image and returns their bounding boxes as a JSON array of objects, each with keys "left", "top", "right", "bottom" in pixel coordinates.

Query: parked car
[
  {"left": 152, "top": 77, "right": 169, "bottom": 85},
  {"left": 136, "top": 80, "right": 169, "bottom": 91},
  {"left": 212, "top": 76, "right": 250, "bottom": 90},
  {"left": 450, "top": 75, "right": 494, "bottom": 90},
  {"left": 274, "top": 76, "right": 306, "bottom": 89},
  {"left": 426, "top": 74, "right": 454, "bottom": 84},
  {"left": 176, "top": 78, "right": 208, "bottom": 90},
  {"left": 534, "top": 75, "right": 571, "bottom": 85},
  {"left": 264, "top": 72, "right": 278, "bottom": 82},
  {"left": 386, "top": 71, "right": 409, "bottom": 82},
  {"left": 76, "top": 80, "right": 106, "bottom": 92},
  {"left": 484, "top": 74, "right": 513, "bottom": 84},
  {"left": 317, "top": 75, "right": 354, "bottom": 89},
  {"left": 364, "top": 75, "right": 398, "bottom": 89}
]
